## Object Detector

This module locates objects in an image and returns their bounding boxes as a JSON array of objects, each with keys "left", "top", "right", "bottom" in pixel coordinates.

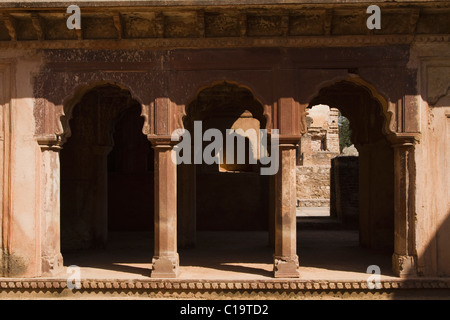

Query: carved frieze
[{"left": 0, "top": 5, "right": 448, "bottom": 46}]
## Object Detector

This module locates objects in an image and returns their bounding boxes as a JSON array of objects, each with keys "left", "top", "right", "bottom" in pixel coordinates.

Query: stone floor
[
  {"left": 3, "top": 226, "right": 450, "bottom": 299},
  {"left": 62, "top": 227, "right": 397, "bottom": 281}
]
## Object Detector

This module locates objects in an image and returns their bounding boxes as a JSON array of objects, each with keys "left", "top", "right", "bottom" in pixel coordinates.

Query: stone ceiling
[{"left": 0, "top": 2, "right": 449, "bottom": 48}]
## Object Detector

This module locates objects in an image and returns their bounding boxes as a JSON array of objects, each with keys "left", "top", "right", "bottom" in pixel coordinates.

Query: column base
[
  {"left": 392, "top": 253, "right": 416, "bottom": 277},
  {"left": 42, "top": 253, "right": 64, "bottom": 277},
  {"left": 151, "top": 255, "right": 179, "bottom": 278},
  {"left": 273, "top": 256, "right": 300, "bottom": 278}
]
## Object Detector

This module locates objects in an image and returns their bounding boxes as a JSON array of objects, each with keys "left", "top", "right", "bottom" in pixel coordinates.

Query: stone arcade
[{"left": 0, "top": 0, "right": 449, "bottom": 297}]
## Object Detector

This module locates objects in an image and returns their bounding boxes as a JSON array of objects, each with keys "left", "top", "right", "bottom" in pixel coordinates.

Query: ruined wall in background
[{"left": 296, "top": 105, "right": 339, "bottom": 208}]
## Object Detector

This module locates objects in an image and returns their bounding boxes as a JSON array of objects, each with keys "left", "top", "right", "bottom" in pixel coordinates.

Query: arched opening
[
  {"left": 298, "top": 80, "right": 395, "bottom": 276},
  {"left": 60, "top": 84, "right": 154, "bottom": 276},
  {"left": 179, "top": 82, "right": 272, "bottom": 276}
]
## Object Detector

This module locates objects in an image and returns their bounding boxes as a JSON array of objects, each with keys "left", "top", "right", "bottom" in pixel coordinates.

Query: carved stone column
[
  {"left": 273, "top": 140, "right": 300, "bottom": 278},
  {"left": 91, "top": 145, "right": 113, "bottom": 248},
  {"left": 38, "top": 141, "right": 64, "bottom": 276},
  {"left": 151, "top": 139, "right": 179, "bottom": 278},
  {"left": 392, "top": 137, "right": 417, "bottom": 277}
]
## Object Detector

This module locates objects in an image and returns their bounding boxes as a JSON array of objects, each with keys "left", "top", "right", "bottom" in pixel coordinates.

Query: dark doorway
[{"left": 60, "top": 84, "right": 154, "bottom": 254}]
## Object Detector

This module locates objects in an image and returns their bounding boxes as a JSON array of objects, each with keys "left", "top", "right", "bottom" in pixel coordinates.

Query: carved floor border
[{"left": 1, "top": 278, "right": 450, "bottom": 299}]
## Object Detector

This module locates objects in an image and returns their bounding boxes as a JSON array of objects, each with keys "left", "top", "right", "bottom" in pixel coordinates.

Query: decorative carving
[
  {"left": 197, "top": 10, "right": 205, "bottom": 38},
  {"left": 113, "top": 13, "right": 123, "bottom": 40},
  {"left": 1, "top": 278, "right": 449, "bottom": 297},
  {"left": 238, "top": 13, "right": 247, "bottom": 37},
  {"left": 409, "top": 9, "right": 421, "bottom": 34},
  {"left": 155, "top": 12, "right": 164, "bottom": 38},
  {"left": 324, "top": 10, "right": 332, "bottom": 36},
  {"left": 75, "top": 29, "right": 82, "bottom": 40},
  {"left": 34, "top": 66, "right": 152, "bottom": 147},
  {"left": 0, "top": 34, "right": 435, "bottom": 50},
  {"left": 2, "top": 14, "right": 16, "bottom": 41},
  {"left": 0, "top": 5, "right": 447, "bottom": 46},
  {"left": 31, "top": 13, "right": 44, "bottom": 41},
  {"left": 280, "top": 15, "right": 289, "bottom": 37}
]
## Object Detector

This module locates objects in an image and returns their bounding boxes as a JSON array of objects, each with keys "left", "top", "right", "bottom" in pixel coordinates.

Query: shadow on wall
[{"left": 417, "top": 209, "right": 450, "bottom": 277}]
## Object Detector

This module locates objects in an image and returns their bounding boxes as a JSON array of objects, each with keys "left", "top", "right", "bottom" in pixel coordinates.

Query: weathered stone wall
[
  {"left": 0, "top": 50, "right": 42, "bottom": 277},
  {"left": 413, "top": 43, "right": 450, "bottom": 277},
  {"left": 296, "top": 166, "right": 331, "bottom": 208},
  {"left": 296, "top": 105, "right": 339, "bottom": 207}
]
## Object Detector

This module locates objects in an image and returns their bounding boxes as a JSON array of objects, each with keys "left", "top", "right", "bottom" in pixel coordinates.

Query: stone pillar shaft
[
  {"left": 40, "top": 145, "right": 63, "bottom": 276},
  {"left": 392, "top": 141, "right": 416, "bottom": 277},
  {"left": 273, "top": 143, "right": 299, "bottom": 278},
  {"left": 151, "top": 142, "right": 179, "bottom": 278}
]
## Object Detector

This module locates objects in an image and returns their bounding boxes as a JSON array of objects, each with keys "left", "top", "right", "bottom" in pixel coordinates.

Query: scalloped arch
[
  {"left": 307, "top": 75, "right": 395, "bottom": 139},
  {"left": 183, "top": 80, "right": 272, "bottom": 131},
  {"left": 61, "top": 80, "right": 147, "bottom": 143}
]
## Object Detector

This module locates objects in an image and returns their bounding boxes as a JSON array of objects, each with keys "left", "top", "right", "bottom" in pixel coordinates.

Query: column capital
[
  {"left": 389, "top": 133, "right": 420, "bottom": 148},
  {"left": 148, "top": 135, "right": 179, "bottom": 148},
  {"left": 278, "top": 135, "right": 301, "bottom": 148},
  {"left": 36, "top": 134, "right": 63, "bottom": 151}
]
